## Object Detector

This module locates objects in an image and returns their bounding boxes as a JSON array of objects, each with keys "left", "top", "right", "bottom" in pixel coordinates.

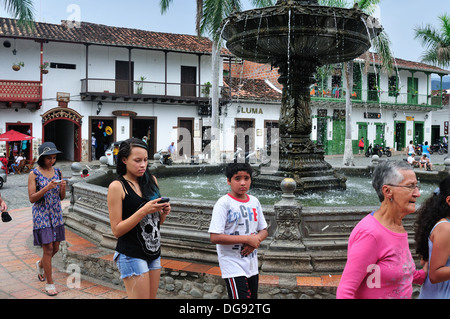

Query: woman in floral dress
[{"left": 28, "top": 142, "right": 66, "bottom": 296}]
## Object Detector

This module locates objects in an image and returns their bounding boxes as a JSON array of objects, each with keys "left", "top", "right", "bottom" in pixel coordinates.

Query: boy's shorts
[{"left": 224, "top": 275, "right": 259, "bottom": 299}]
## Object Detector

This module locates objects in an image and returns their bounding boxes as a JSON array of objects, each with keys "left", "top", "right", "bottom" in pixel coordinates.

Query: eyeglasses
[{"left": 386, "top": 184, "right": 420, "bottom": 191}]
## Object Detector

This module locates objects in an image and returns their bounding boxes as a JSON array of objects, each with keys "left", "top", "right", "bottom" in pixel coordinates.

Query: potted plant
[
  {"left": 135, "top": 76, "right": 146, "bottom": 94},
  {"left": 12, "top": 62, "right": 24, "bottom": 71},
  {"left": 201, "top": 81, "right": 212, "bottom": 97},
  {"left": 40, "top": 62, "right": 49, "bottom": 74}
]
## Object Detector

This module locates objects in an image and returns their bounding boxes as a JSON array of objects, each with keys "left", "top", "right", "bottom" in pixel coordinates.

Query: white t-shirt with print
[{"left": 208, "top": 193, "right": 268, "bottom": 279}]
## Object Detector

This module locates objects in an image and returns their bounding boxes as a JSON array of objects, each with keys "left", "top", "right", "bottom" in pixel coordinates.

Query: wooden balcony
[
  {"left": 0, "top": 80, "right": 42, "bottom": 109},
  {"left": 80, "top": 78, "right": 230, "bottom": 106},
  {"left": 311, "top": 88, "right": 446, "bottom": 110}
]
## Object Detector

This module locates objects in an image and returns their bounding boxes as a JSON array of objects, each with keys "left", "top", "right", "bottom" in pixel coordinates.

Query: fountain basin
[
  {"left": 222, "top": 1, "right": 382, "bottom": 66},
  {"left": 63, "top": 164, "right": 438, "bottom": 275}
]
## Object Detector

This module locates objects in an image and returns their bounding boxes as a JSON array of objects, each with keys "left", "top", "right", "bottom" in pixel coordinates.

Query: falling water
[
  {"left": 287, "top": 8, "right": 292, "bottom": 88},
  {"left": 361, "top": 16, "right": 383, "bottom": 114},
  {"left": 254, "top": 12, "right": 264, "bottom": 61},
  {"left": 235, "top": 16, "right": 249, "bottom": 106}
]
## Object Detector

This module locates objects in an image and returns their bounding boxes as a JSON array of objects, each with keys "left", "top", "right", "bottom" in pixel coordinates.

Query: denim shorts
[{"left": 114, "top": 252, "right": 161, "bottom": 279}]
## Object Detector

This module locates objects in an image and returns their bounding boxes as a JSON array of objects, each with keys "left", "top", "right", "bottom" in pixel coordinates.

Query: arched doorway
[{"left": 41, "top": 108, "right": 83, "bottom": 162}]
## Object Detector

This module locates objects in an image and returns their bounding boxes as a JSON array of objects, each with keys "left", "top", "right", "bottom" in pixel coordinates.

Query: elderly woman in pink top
[{"left": 337, "top": 160, "right": 427, "bottom": 299}]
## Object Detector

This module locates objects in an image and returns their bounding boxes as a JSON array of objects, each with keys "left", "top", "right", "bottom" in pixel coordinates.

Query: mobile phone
[
  {"left": 54, "top": 180, "right": 62, "bottom": 184},
  {"left": 158, "top": 197, "right": 170, "bottom": 204}
]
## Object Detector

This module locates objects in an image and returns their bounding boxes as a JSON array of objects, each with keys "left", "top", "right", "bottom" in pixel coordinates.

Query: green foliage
[
  {"left": 3, "top": 0, "right": 35, "bottom": 27},
  {"left": 415, "top": 13, "right": 450, "bottom": 68}
]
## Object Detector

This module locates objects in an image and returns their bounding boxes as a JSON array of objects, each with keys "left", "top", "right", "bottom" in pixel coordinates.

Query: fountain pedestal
[{"left": 252, "top": 58, "right": 347, "bottom": 193}]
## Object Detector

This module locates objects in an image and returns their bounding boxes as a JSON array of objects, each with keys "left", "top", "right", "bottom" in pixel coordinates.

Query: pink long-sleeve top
[{"left": 336, "top": 213, "right": 426, "bottom": 299}]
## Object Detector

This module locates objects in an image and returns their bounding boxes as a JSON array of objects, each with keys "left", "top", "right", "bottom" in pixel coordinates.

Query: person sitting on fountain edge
[{"left": 208, "top": 162, "right": 268, "bottom": 299}]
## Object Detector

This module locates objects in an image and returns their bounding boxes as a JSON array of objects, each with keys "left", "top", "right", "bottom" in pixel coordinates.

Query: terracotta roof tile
[
  {"left": 0, "top": 17, "right": 230, "bottom": 55},
  {"left": 225, "top": 77, "right": 282, "bottom": 101},
  {"left": 357, "top": 52, "right": 450, "bottom": 75}
]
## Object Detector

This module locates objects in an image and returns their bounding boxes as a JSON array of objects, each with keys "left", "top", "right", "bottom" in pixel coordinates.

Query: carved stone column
[{"left": 270, "top": 178, "right": 305, "bottom": 251}]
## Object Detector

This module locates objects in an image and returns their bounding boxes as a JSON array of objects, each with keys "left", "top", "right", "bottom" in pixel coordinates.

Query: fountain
[
  {"left": 61, "top": 1, "right": 434, "bottom": 297},
  {"left": 221, "top": 0, "right": 383, "bottom": 193}
]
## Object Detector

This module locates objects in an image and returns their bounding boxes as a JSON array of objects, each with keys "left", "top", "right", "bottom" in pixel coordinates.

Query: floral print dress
[{"left": 32, "top": 167, "right": 65, "bottom": 246}]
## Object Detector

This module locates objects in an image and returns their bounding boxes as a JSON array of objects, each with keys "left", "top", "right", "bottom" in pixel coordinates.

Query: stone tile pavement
[
  {"left": 1, "top": 201, "right": 341, "bottom": 299},
  {"left": 0, "top": 202, "right": 127, "bottom": 299}
]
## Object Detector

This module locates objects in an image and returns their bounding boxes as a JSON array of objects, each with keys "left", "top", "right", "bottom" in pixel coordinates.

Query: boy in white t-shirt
[{"left": 208, "top": 163, "right": 268, "bottom": 299}]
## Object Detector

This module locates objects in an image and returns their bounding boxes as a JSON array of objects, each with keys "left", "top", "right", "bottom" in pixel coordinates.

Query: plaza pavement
[{"left": 0, "top": 153, "right": 447, "bottom": 299}]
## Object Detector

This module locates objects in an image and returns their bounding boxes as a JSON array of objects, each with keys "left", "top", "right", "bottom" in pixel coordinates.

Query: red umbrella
[{"left": 0, "top": 129, "right": 35, "bottom": 142}]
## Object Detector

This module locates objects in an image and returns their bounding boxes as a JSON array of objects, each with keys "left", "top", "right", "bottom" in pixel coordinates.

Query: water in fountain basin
[{"left": 157, "top": 174, "right": 436, "bottom": 207}]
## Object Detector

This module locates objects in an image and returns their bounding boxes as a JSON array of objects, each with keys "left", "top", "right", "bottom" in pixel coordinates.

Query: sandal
[
  {"left": 36, "top": 260, "right": 45, "bottom": 282},
  {"left": 45, "top": 284, "right": 58, "bottom": 296}
]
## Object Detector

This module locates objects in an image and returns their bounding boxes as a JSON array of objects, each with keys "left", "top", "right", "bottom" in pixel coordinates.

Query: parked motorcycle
[
  {"left": 415, "top": 144, "right": 422, "bottom": 156},
  {"left": 365, "top": 144, "right": 382, "bottom": 157},
  {"left": 430, "top": 142, "right": 446, "bottom": 155},
  {"left": 156, "top": 149, "right": 173, "bottom": 165},
  {"left": 380, "top": 146, "right": 392, "bottom": 157}
]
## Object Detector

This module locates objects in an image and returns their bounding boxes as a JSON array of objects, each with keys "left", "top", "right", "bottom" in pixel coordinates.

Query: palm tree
[
  {"left": 160, "top": 0, "right": 275, "bottom": 163},
  {"left": 415, "top": 14, "right": 450, "bottom": 159},
  {"left": 200, "top": 0, "right": 275, "bottom": 163},
  {"left": 160, "top": 0, "right": 204, "bottom": 36},
  {"left": 320, "top": 0, "right": 392, "bottom": 166},
  {"left": 414, "top": 13, "right": 450, "bottom": 68},
  {"left": 2, "top": 0, "right": 34, "bottom": 25}
]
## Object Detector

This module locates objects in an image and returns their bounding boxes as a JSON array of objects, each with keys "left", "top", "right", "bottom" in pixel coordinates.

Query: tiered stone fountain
[
  {"left": 63, "top": 1, "right": 392, "bottom": 293},
  {"left": 221, "top": 0, "right": 382, "bottom": 193}
]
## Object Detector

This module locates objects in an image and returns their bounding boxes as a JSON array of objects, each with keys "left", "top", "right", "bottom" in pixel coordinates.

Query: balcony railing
[
  {"left": 310, "top": 88, "right": 445, "bottom": 107},
  {"left": 0, "top": 80, "right": 41, "bottom": 103},
  {"left": 81, "top": 78, "right": 230, "bottom": 102}
]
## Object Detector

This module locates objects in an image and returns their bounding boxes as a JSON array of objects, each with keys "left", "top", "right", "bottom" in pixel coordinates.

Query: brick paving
[
  {"left": 2, "top": 154, "right": 444, "bottom": 299},
  {"left": 0, "top": 201, "right": 341, "bottom": 299},
  {"left": 0, "top": 202, "right": 127, "bottom": 299}
]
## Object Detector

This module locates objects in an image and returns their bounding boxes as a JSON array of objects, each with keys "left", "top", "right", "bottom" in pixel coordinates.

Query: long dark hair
[
  {"left": 116, "top": 138, "right": 160, "bottom": 199},
  {"left": 415, "top": 176, "right": 450, "bottom": 260}
]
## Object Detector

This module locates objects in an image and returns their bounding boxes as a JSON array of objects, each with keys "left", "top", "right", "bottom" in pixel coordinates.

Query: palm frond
[
  {"left": 3, "top": 0, "right": 35, "bottom": 27},
  {"left": 372, "top": 30, "right": 393, "bottom": 73},
  {"left": 159, "top": 0, "right": 173, "bottom": 14},
  {"left": 357, "top": 0, "right": 380, "bottom": 14},
  {"left": 415, "top": 13, "right": 450, "bottom": 67},
  {"left": 250, "top": 0, "right": 276, "bottom": 7},
  {"left": 318, "top": 0, "right": 350, "bottom": 7}
]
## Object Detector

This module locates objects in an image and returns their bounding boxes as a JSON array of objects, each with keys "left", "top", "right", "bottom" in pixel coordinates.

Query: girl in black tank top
[
  {"left": 115, "top": 175, "right": 162, "bottom": 260},
  {"left": 107, "top": 138, "right": 170, "bottom": 299}
]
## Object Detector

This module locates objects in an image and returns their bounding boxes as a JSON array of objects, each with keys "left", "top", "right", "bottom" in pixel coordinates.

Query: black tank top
[{"left": 114, "top": 176, "right": 161, "bottom": 261}]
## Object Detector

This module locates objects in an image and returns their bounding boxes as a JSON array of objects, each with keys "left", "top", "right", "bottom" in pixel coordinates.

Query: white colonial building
[
  {"left": 1, "top": 17, "right": 449, "bottom": 166},
  {"left": 225, "top": 57, "right": 450, "bottom": 156},
  {"left": 0, "top": 18, "right": 230, "bottom": 163}
]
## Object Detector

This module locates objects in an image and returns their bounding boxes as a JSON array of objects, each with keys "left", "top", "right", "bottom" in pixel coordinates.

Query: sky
[{"left": 0, "top": 0, "right": 448, "bottom": 67}]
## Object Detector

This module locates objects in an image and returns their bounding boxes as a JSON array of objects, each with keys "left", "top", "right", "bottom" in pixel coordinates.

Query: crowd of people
[{"left": 1, "top": 138, "right": 449, "bottom": 299}]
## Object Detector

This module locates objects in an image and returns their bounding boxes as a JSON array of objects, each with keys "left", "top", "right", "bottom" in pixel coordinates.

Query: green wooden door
[
  {"left": 395, "top": 121, "right": 406, "bottom": 151},
  {"left": 368, "top": 73, "right": 380, "bottom": 102},
  {"left": 317, "top": 117, "right": 328, "bottom": 153},
  {"left": 374, "top": 124, "right": 386, "bottom": 147},
  {"left": 332, "top": 120, "right": 345, "bottom": 154},
  {"left": 407, "top": 77, "right": 419, "bottom": 105},
  {"left": 414, "top": 122, "right": 424, "bottom": 145}
]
